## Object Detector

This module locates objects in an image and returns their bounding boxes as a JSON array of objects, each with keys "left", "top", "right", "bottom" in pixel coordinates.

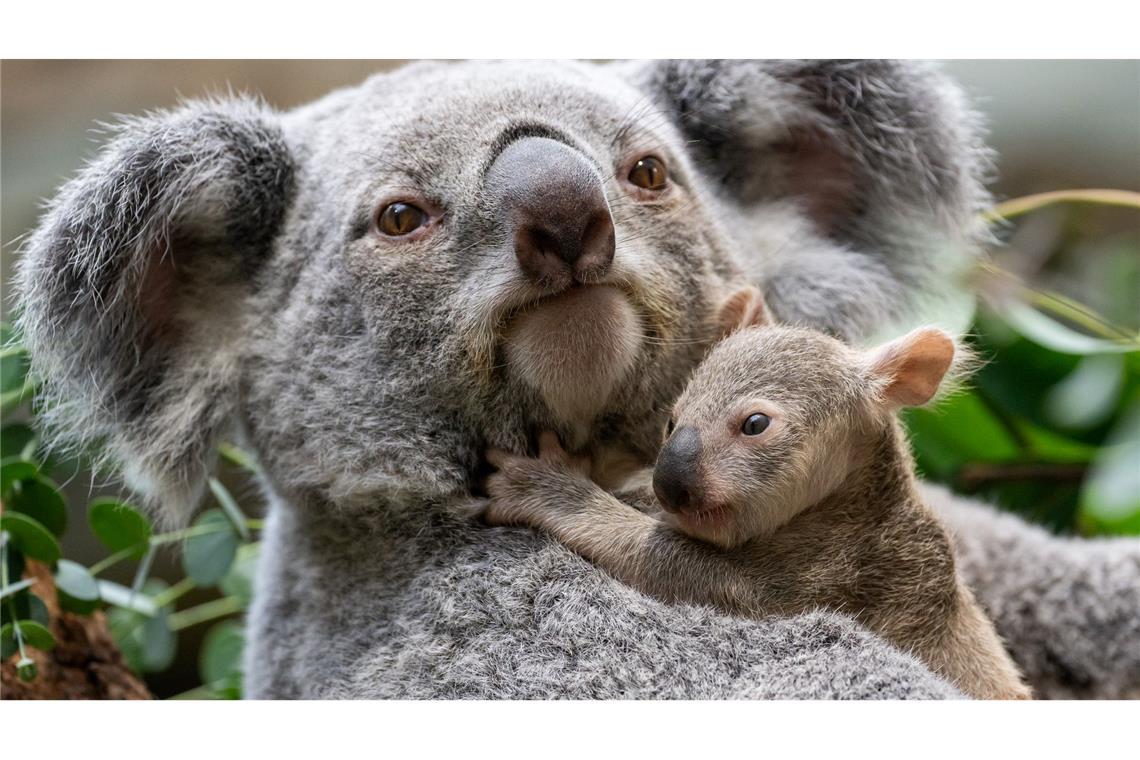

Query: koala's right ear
[
  {"left": 14, "top": 96, "right": 295, "bottom": 526},
  {"left": 717, "top": 285, "right": 772, "bottom": 336},
  {"left": 865, "top": 327, "right": 956, "bottom": 408}
]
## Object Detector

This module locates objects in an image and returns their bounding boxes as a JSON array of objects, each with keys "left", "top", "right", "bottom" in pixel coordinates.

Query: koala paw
[{"left": 481, "top": 432, "right": 593, "bottom": 528}]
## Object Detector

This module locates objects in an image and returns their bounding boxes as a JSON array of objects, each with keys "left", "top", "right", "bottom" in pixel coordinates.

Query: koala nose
[
  {"left": 487, "top": 137, "right": 615, "bottom": 287},
  {"left": 653, "top": 426, "right": 702, "bottom": 514}
]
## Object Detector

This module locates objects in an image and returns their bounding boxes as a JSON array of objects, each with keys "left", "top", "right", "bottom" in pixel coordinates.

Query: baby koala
[{"left": 482, "top": 287, "right": 1031, "bottom": 700}]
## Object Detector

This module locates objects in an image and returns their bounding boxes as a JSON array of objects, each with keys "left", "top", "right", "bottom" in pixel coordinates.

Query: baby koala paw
[{"left": 481, "top": 432, "right": 593, "bottom": 528}]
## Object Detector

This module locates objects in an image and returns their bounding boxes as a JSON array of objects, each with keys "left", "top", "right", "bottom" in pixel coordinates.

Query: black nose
[
  {"left": 653, "top": 425, "right": 702, "bottom": 514},
  {"left": 487, "top": 137, "right": 615, "bottom": 287}
]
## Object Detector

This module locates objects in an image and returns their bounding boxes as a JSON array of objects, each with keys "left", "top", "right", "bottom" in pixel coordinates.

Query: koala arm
[
  {"left": 483, "top": 443, "right": 764, "bottom": 615},
  {"left": 924, "top": 484, "right": 1140, "bottom": 699}
]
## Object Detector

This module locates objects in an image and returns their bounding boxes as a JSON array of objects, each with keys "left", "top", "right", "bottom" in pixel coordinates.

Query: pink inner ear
[
  {"left": 718, "top": 286, "right": 771, "bottom": 335},
  {"left": 873, "top": 328, "right": 955, "bottom": 407}
]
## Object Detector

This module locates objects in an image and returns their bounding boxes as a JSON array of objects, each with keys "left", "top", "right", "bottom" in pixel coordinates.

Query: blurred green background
[{"left": 1, "top": 60, "right": 1138, "bottom": 698}]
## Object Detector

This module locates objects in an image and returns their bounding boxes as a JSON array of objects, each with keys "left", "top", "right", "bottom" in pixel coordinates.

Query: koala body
[
  {"left": 15, "top": 60, "right": 1140, "bottom": 698},
  {"left": 483, "top": 292, "right": 1031, "bottom": 699}
]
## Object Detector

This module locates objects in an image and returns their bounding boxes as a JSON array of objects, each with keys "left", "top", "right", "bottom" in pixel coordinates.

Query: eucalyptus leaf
[
  {"left": 219, "top": 542, "right": 261, "bottom": 606},
  {"left": 7, "top": 474, "right": 68, "bottom": 536},
  {"left": 0, "top": 457, "right": 38, "bottom": 498},
  {"left": 199, "top": 619, "right": 245, "bottom": 684},
  {"left": 182, "top": 510, "right": 239, "bottom": 586},
  {"left": 140, "top": 614, "right": 177, "bottom": 672},
  {"left": 1, "top": 513, "right": 61, "bottom": 565},
  {"left": 0, "top": 620, "right": 55, "bottom": 656},
  {"left": 97, "top": 580, "right": 159, "bottom": 617},
  {"left": 88, "top": 498, "right": 152, "bottom": 559},
  {"left": 0, "top": 424, "right": 37, "bottom": 461},
  {"left": 54, "top": 559, "right": 100, "bottom": 613}
]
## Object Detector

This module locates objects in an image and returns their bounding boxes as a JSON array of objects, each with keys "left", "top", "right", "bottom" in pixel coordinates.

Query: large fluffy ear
[
  {"left": 14, "top": 96, "right": 295, "bottom": 525},
  {"left": 620, "top": 60, "right": 990, "bottom": 341},
  {"left": 717, "top": 285, "right": 773, "bottom": 336},
  {"left": 865, "top": 327, "right": 956, "bottom": 408}
]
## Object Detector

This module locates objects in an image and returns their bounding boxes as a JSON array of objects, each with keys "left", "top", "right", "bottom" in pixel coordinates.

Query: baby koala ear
[
  {"left": 866, "top": 327, "right": 956, "bottom": 408},
  {"left": 718, "top": 286, "right": 773, "bottom": 336}
]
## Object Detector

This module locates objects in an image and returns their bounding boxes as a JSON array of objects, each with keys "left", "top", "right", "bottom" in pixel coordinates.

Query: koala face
[
  {"left": 656, "top": 321, "right": 958, "bottom": 548},
  {"left": 16, "top": 60, "right": 986, "bottom": 523},
  {"left": 657, "top": 326, "right": 871, "bottom": 548},
  {"left": 246, "top": 61, "right": 741, "bottom": 510}
]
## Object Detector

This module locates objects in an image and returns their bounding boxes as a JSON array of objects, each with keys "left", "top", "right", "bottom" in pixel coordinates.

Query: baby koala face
[{"left": 653, "top": 288, "right": 956, "bottom": 549}]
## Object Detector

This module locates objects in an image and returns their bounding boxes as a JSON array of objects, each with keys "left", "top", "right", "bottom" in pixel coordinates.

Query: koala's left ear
[
  {"left": 717, "top": 286, "right": 773, "bottom": 336},
  {"left": 865, "top": 327, "right": 956, "bottom": 408},
  {"left": 15, "top": 96, "right": 295, "bottom": 525}
]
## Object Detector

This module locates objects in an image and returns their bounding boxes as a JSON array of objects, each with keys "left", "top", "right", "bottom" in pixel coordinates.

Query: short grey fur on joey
[
  {"left": 481, "top": 289, "right": 1031, "bottom": 699},
  {"left": 15, "top": 60, "right": 1140, "bottom": 699}
]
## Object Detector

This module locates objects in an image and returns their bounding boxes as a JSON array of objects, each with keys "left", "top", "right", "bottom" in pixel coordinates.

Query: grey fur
[{"left": 13, "top": 60, "right": 1139, "bottom": 699}]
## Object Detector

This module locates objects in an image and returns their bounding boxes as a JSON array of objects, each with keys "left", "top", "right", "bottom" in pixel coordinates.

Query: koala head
[
  {"left": 655, "top": 287, "right": 957, "bottom": 548},
  {"left": 14, "top": 60, "right": 987, "bottom": 524}
]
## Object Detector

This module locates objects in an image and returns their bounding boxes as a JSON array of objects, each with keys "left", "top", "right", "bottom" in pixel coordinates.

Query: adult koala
[{"left": 16, "top": 60, "right": 1140, "bottom": 699}]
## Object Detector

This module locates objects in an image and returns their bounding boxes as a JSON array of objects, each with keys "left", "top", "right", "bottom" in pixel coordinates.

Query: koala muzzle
[
  {"left": 488, "top": 137, "right": 615, "bottom": 287},
  {"left": 653, "top": 425, "right": 702, "bottom": 514}
]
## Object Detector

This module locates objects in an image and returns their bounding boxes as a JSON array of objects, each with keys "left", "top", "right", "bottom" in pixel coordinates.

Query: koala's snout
[
  {"left": 488, "top": 137, "right": 615, "bottom": 287},
  {"left": 653, "top": 425, "right": 702, "bottom": 514}
]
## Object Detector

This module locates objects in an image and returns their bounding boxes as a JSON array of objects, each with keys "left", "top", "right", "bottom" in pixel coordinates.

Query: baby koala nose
[
  {"left": 653, "top": 426, "right": 702, "bottom": 514},
  {"left": 487, "top": 136, "right": 615, "bottom": 288}
]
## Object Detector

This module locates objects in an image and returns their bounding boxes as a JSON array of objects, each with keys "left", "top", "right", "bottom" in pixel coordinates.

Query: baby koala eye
[
  {"left": 376, "top": 202, "right": 427, "bottom": 237},
  {"left": 665, "top": 418, "right": 676, "bottom": 436},
  {"left": 742, "top": 413, "right": 771, "bottom": 436},
  {"left": 628, "top": 156, "right": 668, "bottom": 191}
]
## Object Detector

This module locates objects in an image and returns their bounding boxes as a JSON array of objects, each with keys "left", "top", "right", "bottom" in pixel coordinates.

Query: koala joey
[{"left": 482, "top": 286, "right": 1032, "bottom": 700}]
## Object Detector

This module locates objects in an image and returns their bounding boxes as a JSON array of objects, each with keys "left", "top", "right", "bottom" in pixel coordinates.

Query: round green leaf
[
  {"left": 199, "top": 619, "right": 245, "bottom": 684},
  {"left": 182, "top": 510, "right": 238, "bottom": 586},
  {"left": 1, "top": 589, "right": 49, "bottom": 629},
  {"left": 139, "top": 614, "right": 176, "bottom": 673},
  {"left": 0, "top": 457, "right": 38, "bottom": 498},
  {"left": 0, "top": 345, "right": 31, "bottom": 413},
  {"left": 0, "top": 424, "right": 36, "bottom": 460},
  {"left": 88, "top": 498, "right": 152, "bottom": 559},
  {"left": 54, "top": 559, "right": 100, "bottom": 614},
  {"left": 7, "top": 475, "right": 67, "bottom": 536},
  {"left": 1, "top": 513, "right": 61, "bottom": 565},
  {"left": 0, "top": 620, "right": 55, "bottom": 656},
  {"left": 219, "top": 542, "right": 260, "bottom": 607}
]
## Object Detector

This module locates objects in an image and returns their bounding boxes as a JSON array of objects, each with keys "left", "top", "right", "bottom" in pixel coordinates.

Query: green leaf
[
  {"left": 139, "top": 614, "right": 177, "bottom": 672},
  {"left": 199, "top": 619, "right": 245, "bottom": 685},
  {"left": 109, "top": 605, "right": 177, "bottom": 673},
  {"left": 1079, "top": 395, "right": 1140, "bottom": 535},
  {"left": 0, "top": 620, "right": 55, "bottom": 658},
  {"left": 182, "top": 510, "right": 238, "bottom": 586},
  {"left": 88, "top": 498, "right": 152, "bottom": 559},
  {"left": 0, "top": 424, "right": 37, "bottom": 460},
  {"left": 0, "top": 578, "right": 35, "bottom": 601},
  {"left": 97, "top": 580, "right": 159, "bottom": 617},
  {"left": 0, "top": 344, "right": 32, "bottom": 413},
  {"left": 996, "top": 301, "right": 1139, "bottom": 356},
  {"left": 0, "top": 457, "right": 38, "bottom": 498},
  {"left": 54, "top": 559, "right": 100, "bottom": 614},
  {"left": 219, "top": 542, "right": 260, "bottom": 607},
  {"left": 7, "top": 474, "right": 67, "bottom": 536},
  {"left": 209, "top": 477, "right": 250, "bottom": 540},
  {"left": 2, "top": 590, "right": 50, "bottom": 627},
  {"left": 1, "top": 513, "right": 61, "bottom": 565}
]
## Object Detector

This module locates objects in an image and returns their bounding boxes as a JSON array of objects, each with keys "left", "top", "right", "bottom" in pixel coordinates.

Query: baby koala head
[{"left": 653, "top": 287, "right": 958, "bottom": 548}]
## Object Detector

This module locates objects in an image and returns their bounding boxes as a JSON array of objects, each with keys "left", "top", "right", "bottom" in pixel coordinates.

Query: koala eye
[
  {"left": 665, "top": 418, "right": 676, "bottom": 436},
  {"left": 377, "top": 202, "right": 427, "bottom": 237},
  {"left": 628, "top": 156, "right": 667, "bottom": 191},
  {"left": 742, "top": 413, "right": 771, "bottom": 436}
]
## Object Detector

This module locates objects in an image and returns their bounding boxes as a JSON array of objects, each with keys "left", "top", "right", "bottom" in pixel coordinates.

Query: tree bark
[{"left": 1, "top": 560, "right": 152, "bottom": 699}]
